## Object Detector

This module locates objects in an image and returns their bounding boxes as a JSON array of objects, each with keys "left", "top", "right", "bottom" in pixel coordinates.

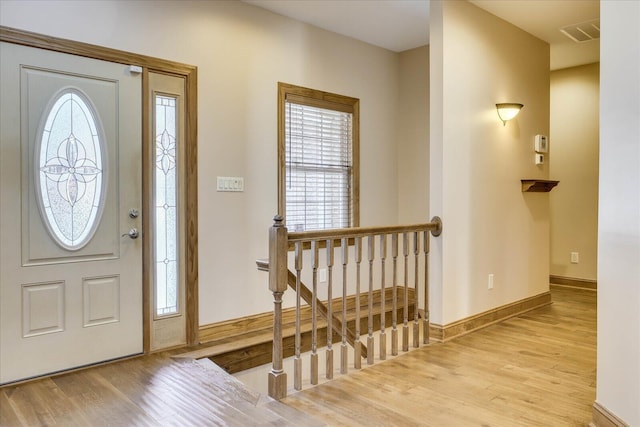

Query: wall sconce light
[{"left": 496, "top": 103, "right": 524, "bottom": 126}]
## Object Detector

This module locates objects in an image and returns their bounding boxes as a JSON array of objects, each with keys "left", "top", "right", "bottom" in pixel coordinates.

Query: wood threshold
[
  {"left": 550, "top": 275, "right": 597, "bottom": 291},
  {"left": 0, "top": 353, "right": 145, "bottom": 388},
  {"left": 591, "top": 402, "right": 630, "bottom": 427},
  {"left": 429, "top": 291, "right": 552, "bottom": 342}
]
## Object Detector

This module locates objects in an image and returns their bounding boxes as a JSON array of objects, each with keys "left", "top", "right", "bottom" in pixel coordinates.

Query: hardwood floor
[
  {"left": 0, "top": 286, "right": 595, "bottom": 426},
  {"left": 0, "top": 355, "right": 321, "bottom": 426},
  {"left": 283, "top": 285, "right": 596, "bottom": 426}
]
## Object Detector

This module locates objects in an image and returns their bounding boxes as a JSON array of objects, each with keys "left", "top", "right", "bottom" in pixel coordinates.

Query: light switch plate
[{"left": 217, "top": 176, "right": 244, "bottom": 192}]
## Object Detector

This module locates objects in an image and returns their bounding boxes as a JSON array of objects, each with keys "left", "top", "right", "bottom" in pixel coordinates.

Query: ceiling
[
  {"left": 243, "top": 0, "right": 429, "bottom": 52},
  {"left": 470, "top": 0, "right": 599, "bottom": 69},
  {"left": 242, "top": 0, "right": 600, "bottom": 70}
]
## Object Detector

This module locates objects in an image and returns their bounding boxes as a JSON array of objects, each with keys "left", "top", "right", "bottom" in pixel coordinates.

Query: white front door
[{"left": 0, "top": 42, "right": 143, "bottom": 384}]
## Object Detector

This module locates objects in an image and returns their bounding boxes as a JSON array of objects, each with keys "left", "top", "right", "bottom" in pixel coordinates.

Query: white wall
[
  {"left": 430, "top": 0, "right": 550, "bottom": 325},
  {"left": 596, "top": 1, "right": 640, "bottom": 425},
  {"left": 397, "top": 45, "right": 430, "bottom": 224},
  {"left": 0, "top": 0, "right": 408, "bottom": 324},
  {"left": 550, "top": 63, "right": 599, "bottom": 281}
]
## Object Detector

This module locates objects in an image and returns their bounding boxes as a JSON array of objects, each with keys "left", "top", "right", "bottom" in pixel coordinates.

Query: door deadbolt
[{"left": 129, "top": 208, "right": 140, "bottom": 219}]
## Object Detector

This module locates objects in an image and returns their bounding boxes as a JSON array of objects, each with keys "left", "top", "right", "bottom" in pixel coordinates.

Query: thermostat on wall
[{"left": 535, "top": 134, "right": 548, "bottom": 153}]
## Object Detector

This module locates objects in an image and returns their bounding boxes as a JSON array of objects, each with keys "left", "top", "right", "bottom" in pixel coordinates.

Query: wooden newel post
[
  {"left": 424, "top": 216, "right": 442, "bottom": 344},
  {"left": 268, "top": 215, "right": 288, "bottom": 400}
]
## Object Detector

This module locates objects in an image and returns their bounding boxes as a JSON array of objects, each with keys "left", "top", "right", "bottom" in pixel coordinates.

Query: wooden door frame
[{"left": 0, "top": 26, "right": 199, "bottom": 351}]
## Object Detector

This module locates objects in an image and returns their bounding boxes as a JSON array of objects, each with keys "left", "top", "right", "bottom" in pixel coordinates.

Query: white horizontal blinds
[{"left": 285, "top": 99, "right": 353, "bottom": 231}]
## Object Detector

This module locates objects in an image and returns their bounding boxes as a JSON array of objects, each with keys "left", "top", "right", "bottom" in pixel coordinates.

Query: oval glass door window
[{"left": 36, "top": 89, "right": 106, "bottom": 251}]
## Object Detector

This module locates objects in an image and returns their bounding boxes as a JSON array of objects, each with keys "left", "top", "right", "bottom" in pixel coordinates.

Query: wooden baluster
[
  {"left": 354, "top": 236, "right": 362, "bottom": 369},
  {"left": 367, "top": 235, "right": 375, "bottom": 365},
  {"left": 310, "top": 240, "right": 319, "bottom": 385},
  {"left": 268, "top": 215, "right": 287, "bottom": 400},
  {"left": 413, "top": 232, "right": 420, "bottom": 348},
  {"left": 326, "top": 239, "right": 334, "bottom": 379},
  {"left": 403, "top": 232, "right": 409, "bottom": 352},
  {"left": 379, "top": 234, "right": 387, "bottom": 360},
  {"left": 423, "top": 230, "right": 430, "bottom": 344},
  {"left": 294, "top": 241, "right": 303, "bottom": 390},
  {"left": 340, "top": 238, "right": 348, "bottom": 374},
  {"left": 391, "top": 233, "right": 399, "bottom": 356}
]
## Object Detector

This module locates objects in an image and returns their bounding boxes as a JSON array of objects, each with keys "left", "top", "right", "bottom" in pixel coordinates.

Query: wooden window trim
[{"left": 277, "top": 82, "right": 360, "bottom": 230}]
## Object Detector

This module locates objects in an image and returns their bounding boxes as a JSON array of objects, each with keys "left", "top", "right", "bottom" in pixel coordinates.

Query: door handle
[{"left": 122, "top": 228, "right": 139, "bottom": 239}]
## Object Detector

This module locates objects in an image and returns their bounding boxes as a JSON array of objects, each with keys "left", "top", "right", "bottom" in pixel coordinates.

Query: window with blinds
[{"left": 278, "top": 83, "right": 360, "bottom": 231}]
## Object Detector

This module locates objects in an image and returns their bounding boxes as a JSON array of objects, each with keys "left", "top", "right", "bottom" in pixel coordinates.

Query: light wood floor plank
[
  {"left": 0, "top": 286, "right": 595, "bottom": 426},
  {"left": 0, "top": 351, "right": 318, "bottom": 426},
  {"left": 283, "top": 286, "right": 596, "bottom": 426},
  {"left": 0, "top": 391, "right": 23, "bottom": 426}
]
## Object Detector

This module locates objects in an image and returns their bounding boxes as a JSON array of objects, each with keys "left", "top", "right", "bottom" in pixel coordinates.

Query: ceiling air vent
[{"left": 560, "top": 19, "right": 600, "bottom": 43}]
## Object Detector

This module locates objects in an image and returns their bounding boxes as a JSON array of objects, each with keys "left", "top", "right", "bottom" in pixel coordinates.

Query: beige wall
[
  {"left": 597, "top": 1, "right": 640, "bottom": 424},
  {"left": 397, "top": 45, "right": 430, "bottom": 224},
  {"left": 430, "top": 1, "right": 551, "bottom": 324},
  {"left": 0, "top": 0, "right": 411, "bottom": 324},
  {"left": 550, "top": 63, "right": 599, "bottom": 281}
]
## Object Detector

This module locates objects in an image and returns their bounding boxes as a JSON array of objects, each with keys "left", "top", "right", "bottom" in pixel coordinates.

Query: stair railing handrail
[
  {"left": 286, "top": 220, "right": 442, "bottom": 242},
  {"left": 266, "top": 215, "right": 442, "bottom": 400}
]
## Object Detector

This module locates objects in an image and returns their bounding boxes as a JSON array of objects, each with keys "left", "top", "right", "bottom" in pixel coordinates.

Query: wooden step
[
  {"left": 174, "top": 288, "right": 416, "bottom": 374},
  {"left": 197, "top": 287, "right": 414, "bottom": 344},
  {"left": 213, "top": 306, "right": 415, "bottom": 374}
]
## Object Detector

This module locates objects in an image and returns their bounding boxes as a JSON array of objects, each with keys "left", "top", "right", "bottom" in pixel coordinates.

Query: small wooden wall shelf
[{"left": 521, "top": 179, "right": 559, "bottom": 192}]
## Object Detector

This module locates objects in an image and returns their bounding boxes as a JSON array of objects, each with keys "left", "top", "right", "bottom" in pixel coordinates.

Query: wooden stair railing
[
  {"left": 257, "top": 259, "right": 367, "bottom": 359},
  {"left": 263, "top": 215, "right": 443, "bottom": 400}
]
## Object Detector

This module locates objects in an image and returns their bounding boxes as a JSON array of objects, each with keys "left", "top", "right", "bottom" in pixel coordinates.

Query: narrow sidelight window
[{"left": 154, "top": 95, "right": 179, "bottom": 317}]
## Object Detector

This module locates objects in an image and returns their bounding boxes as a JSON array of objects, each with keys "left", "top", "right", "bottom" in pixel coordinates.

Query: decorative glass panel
[
  {"left": 155, "top": 95, "right": 179, "bottom": 317},
  {"left": 37, "top": 89, "right": 105, "bottom": 250}
]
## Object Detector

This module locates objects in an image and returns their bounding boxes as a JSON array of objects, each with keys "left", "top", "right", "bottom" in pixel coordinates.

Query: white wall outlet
[
  {"left": 488, "top": 274, "right": 494, "bottom": 290},
  {"left": 571, "top": 252, "right": 579, "bottom": 264},
  {"left": 319, "top": 268, "right": 327, "bottom": 283}
]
